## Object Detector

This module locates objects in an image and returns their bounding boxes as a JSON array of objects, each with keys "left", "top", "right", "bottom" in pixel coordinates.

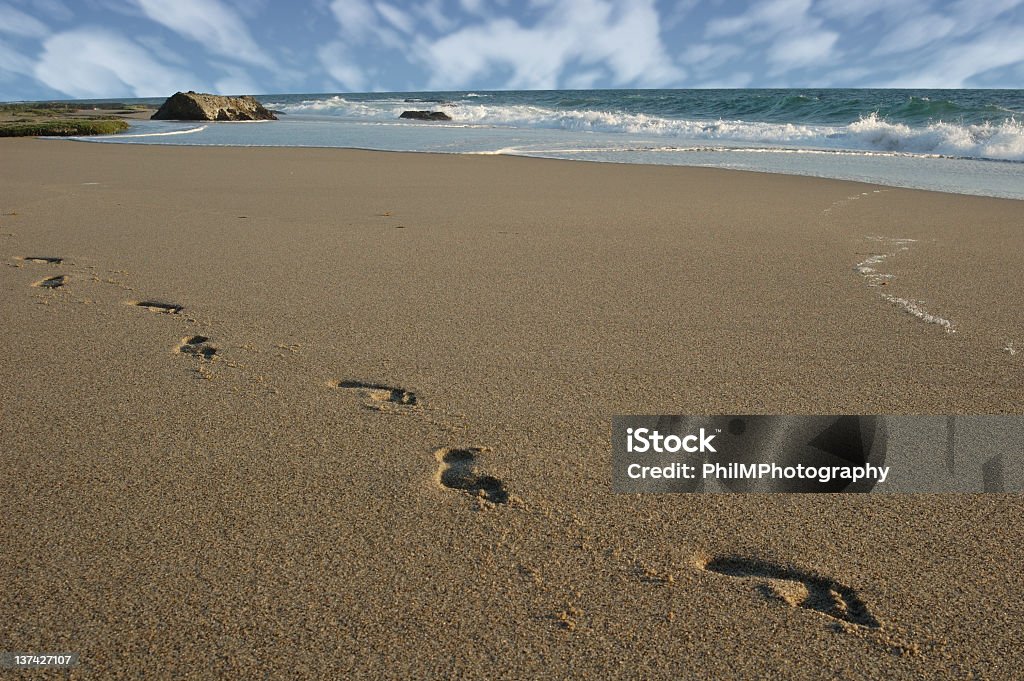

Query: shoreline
[
  {"left": 2, "top": 138, "right": 1022, "bottom": 677},
  {"left": 65, "top": 124, "right": 1024, "bottom": 201}
]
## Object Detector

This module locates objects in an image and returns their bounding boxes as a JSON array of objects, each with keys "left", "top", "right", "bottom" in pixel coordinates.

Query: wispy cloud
[
  {"left": 34, "top": 28, "right": 203, "bottom": 98},
  {"left": 375, "top": 2, "right": 415, "bottom": 34},
  {"left": 414, "top": 0, "right": 683, "bottom": 89},
  {"left": 768, "top": 31, "right": 838, "bottom": 69},
  {"left": 326, "top": 0, "right": 403, "bottom": 48},
  {"left": 681, "top": 43, "right": 743, "bottom": 69},
  {"left": 0, "top": 37, "right": 36, "bottom": 77},
  {"left": 132, "top": 0, "right": 274, "bottom": 69},
  {"left": 317, "top": 41, "right": 368, "bottom": 92},
  {"left": 881, "top": 24, "right": 1024, "bottom": 87},
  {"left": 707, "top": 0, "right": 813, "bottom": 40},
  {"left": 0, "top": 3, "right": 50, "bottom": 38},
  {"left": 872, "top": 13, "right": 955, "bottom": 55},
  {"left": 813, "top": 0, "right": 901, "bottom": 23},
  {"left": 458, "top": 0, "right": 486, "bottom": 15},
  {"left": 415, "top": 0, "right": 456, "bottom": 32},
  {"left": 705, "top": 0, "right": 841, "bottom": 81},
  {"left": 1, "top": 0, "right": 1024, "bottom": 100},
  {"left": 14, "top": 0, "right": 74, "bottom": 23},
  {"left": 948, "top": 0, "right": 1024, "bottom": 28},
  {"left": 213, "top": 64, "right": 262, "bottom": 95}
]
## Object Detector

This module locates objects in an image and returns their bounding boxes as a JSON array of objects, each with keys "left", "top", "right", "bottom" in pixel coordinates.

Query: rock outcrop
[
  {"left": 151, "top": 92, "right": 277, "bottom": 121},
  {"left": 399, "top": 110, "right": 452, "bottom": 121}
]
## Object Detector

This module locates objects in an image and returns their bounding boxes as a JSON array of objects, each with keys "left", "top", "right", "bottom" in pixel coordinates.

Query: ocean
[{"left": 69, "top": 89, "right": 1024, "bottom": 199}]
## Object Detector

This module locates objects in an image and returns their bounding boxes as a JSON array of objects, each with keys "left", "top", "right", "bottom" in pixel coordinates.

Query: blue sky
[{"left": 1, "top": 0, "right": 1022, "bottom": 101}]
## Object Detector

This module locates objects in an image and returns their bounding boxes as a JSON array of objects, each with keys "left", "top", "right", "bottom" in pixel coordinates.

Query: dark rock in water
[
  {"left": 151, "top": 91, "right": 277, "bottom": 121},
  {"left": 399, "top": 110, "right": 452, "bottom": 121}
]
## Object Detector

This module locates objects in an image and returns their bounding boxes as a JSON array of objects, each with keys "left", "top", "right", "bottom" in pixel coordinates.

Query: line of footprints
[
  {"left": 19, "top": 256, "right": 220, "bottom": 365},
  {"left": 19, "top": 254, "right": 512, "bottom": 509},
  {"left": 324, "top": 375, "right": 880, "bottom": 628},
  {"left": 17, "top": 254, "right": 883, "bottom": 632},
  {"left": 132, "top": 301, "right": 220, "bottom": 361},
  {"left": 327, "top": 380, "right": 511, "bottom": 506}
]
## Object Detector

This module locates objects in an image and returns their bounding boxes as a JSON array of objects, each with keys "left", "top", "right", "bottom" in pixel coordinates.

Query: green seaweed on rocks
[{"left": 0, "top": 119, "right": 129, "bottom": 137}]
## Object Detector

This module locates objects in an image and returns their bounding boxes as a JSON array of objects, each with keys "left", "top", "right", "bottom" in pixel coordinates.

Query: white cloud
[
  {"left": 768, "top": 31, "right": 838, "bottom": 69},
  {"left": 213, "top": 65, "right": 261, "bottom": 95},
  {"left": 949, "top": 0, "right": 1024, "bottom": 30},
  {"left": 813, "top": 0, "right": 903, "bottom": 23},
  {"left": 375, "top": 2, "right": 414, "bottom": 34},
  {"left": 822, "top": 66, "right": 873, "bottom": 85},
  {"left": 134, "top": 34, "right": 191, "bottom": 66},
  {"left": 329, "top": 0, "right": 376, "bottom": 36},
  {"left": 872, "top": 13, "right": 955, "bottom": 55},
  {"left": 681, "top": 43, "right": 743, "bottom": 69},
  {"left": 416, "top": 0, "right": 684, "bottom": 89},
  {"left": 421, "top": 19, "right": 552, "bottom": 88},
  {"left": 224, "top": 0, "right": 268, "bottom": 20},
  {"left": 701, "top": 0, "right": 841, "bottom": 80},
  {"left": 328, "top": 0, "right": 403, "bottom": 47},
  {"left": 13, "top": 0, "right": 73, "bottom": 22},
  {"left": 0, "top": 3, "right": 49, "bottom": 38},
  {"left": 415, "top": 0, "right": 456, "bottom": 32},
  {"left": 459, "top": 0, "right": 486, "bottom": 14},
  {"left": 882, "top": 25, "right": 1024, "bottom": 87},
  {"left": 34, "top": 28, "right": 203, "bottom": 98},
  {"left": 7, "top": 0, "right": 1022, "bottom": 97},
  {"left": 318, "top": 40, "right": 368, "bottom": 92},
  {"left": 0, "top": 37, "right": 35, "bottom": 77},
  {"left": 132, "top": 0, "right": 274, "bottom": 69},
  {"left": 706, "top": 0, "right": 812, "bottom": 39},
  {"left": 578, "top": 0, "right": 684, "bottom": 85},
  {"left": 664, "top": 0, "right": 700, "bottom": 30},
  {"left": 681, "top": 43, "right": 715, "bottom": 64}
]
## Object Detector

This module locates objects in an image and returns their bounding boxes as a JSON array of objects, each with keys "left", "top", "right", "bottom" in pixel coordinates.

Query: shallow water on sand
[{"left": 64, "top": 88, "right": 1024, "bottom": 200}]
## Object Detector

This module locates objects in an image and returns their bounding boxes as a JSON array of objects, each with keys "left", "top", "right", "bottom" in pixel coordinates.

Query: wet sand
[{"left": 1, "top": 138, "right": 1022, "bottom": 678}]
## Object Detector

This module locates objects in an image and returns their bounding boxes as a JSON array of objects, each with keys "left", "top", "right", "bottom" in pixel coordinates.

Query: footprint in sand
[
  {"left": 701, "top": 555, "right": 879, "bottom": 628},
  {"left": 176, "top": 335, "right": 217, "bottom": 360},
  {"left": 331, "top": 379, "right": 418, "bottom": 411},
  {"left": 434, "top": 447, "right": 510, "bottom": 504},
  {"left": 17, "top": 256, "right": 63, "bottom": 264},
  {"left": 131, "top": 300, "right": 184, "bottom": 314},
  {"left": 33, "top": 275, "right": 67, "bottom": 289}
]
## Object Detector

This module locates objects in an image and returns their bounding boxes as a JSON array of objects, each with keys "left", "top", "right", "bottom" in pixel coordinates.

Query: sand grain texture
[{"left": 1, "top": 139, "right": 1022, "bottom": 679}]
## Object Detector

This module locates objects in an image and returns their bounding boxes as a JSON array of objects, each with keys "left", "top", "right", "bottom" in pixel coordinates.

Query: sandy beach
[{"left": 1, "top": 138, "right": 1022, "bottom": 678}]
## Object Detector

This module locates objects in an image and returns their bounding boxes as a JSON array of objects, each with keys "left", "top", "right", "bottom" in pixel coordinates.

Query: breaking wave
[{"left": 270, "top": 96, "right": 1024, "bottom": 162}]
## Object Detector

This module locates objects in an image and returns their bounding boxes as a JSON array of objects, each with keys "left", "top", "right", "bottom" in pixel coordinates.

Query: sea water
[{"left": 66, "top": 89, "right": 1024, "bottom": 200}]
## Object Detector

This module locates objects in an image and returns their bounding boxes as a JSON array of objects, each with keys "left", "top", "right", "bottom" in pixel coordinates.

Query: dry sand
[{"left": 1, "top": 138, "right": 1022, "bottom": 679}]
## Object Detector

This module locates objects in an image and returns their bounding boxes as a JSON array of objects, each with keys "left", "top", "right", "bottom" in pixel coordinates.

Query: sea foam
[{"left": 271, "top": 96, "right": 1024, "bottom": 162}]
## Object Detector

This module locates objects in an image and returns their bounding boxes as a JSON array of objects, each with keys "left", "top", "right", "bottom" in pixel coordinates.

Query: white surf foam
[
  {"left": 851, "top": 236, "right": 954, "bottom": 333},
  {"left": 90, "top": 125, "right": 208, "bottom": 139},
  {"left": 270, "top": 97, "right": 1024, "bottom": 162},
  {"left": 881, "top": 294, "right": 955, "bottom": 332}
]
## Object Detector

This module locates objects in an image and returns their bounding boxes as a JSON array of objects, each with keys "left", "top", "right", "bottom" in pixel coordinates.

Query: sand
[{"left": 1, "top": 138, "right": 1022, "bottom": 679}]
